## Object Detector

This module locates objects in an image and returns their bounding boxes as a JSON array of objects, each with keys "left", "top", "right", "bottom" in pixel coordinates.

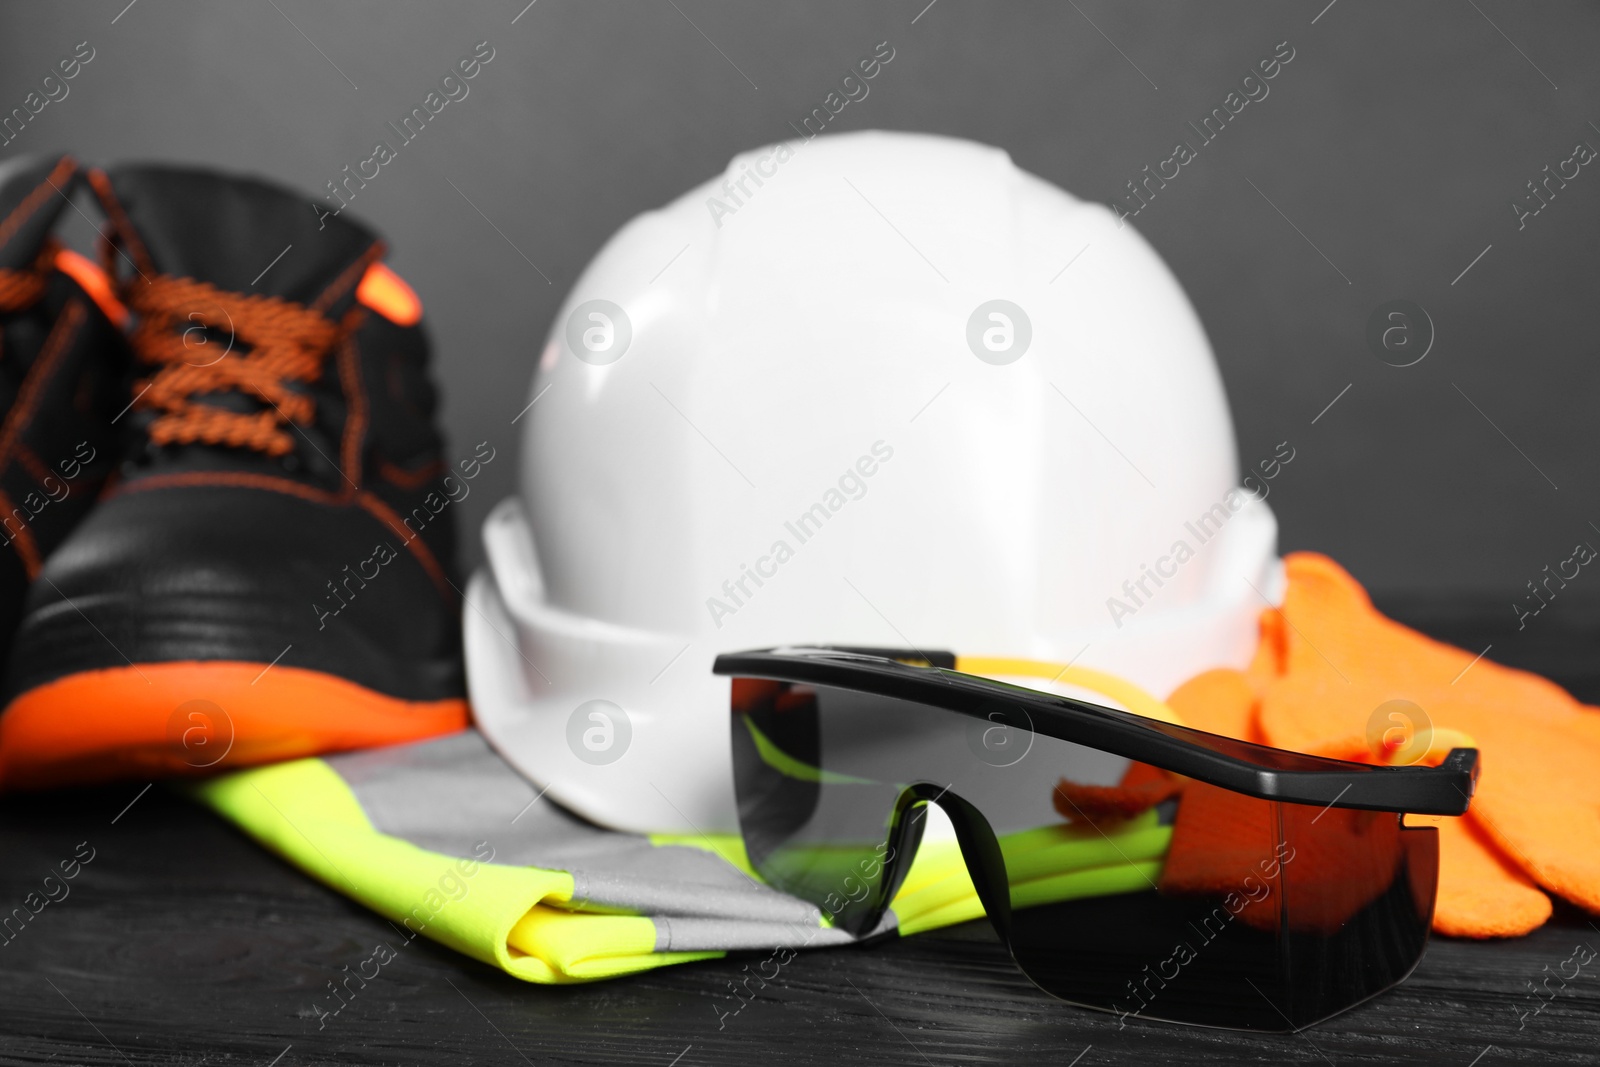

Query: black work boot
[
  {"left": 0, "top": 164, "right": 470, "bottom": 789},
  {"left": 0, "top": 155, "right": 123, "bottom": 658}
]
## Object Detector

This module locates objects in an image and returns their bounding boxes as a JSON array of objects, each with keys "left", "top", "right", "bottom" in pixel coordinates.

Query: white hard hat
[{"left": 466, "top": 130, "right": 1281, "bottom": 834}]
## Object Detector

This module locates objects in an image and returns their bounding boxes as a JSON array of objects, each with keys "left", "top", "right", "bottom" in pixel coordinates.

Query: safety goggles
[{"left": 713, "top": 646, "right": 1478, "bottom": 1032}]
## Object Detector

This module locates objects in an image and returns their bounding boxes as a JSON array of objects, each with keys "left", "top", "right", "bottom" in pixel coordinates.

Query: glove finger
[
  {"left": 1252, "top": 554, "right": 1600, "bottom": 918},
  {"left": 1410, "top": 812, "right": 1551, "bottom": 938},
  {"left": 1166, "top": 668, "right": 1261, "bottom": 741},
  {"left": 1468, "top": 716, "right": 1600, "bottom": 916}
]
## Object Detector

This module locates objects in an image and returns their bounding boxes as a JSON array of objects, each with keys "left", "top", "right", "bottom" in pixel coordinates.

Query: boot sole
[{"left": 0, "top": 660, "right": 468, "bottom": 790}]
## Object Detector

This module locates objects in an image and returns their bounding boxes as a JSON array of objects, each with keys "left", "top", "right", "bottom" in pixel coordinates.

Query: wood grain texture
[{"left": 2, "top": 601, "right": 1598, "bottom": 1066}]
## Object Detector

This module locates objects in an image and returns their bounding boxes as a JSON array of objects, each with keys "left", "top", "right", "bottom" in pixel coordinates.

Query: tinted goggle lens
[{"left": 728, "top": 675, "right": 1437, "bottom": 1031}]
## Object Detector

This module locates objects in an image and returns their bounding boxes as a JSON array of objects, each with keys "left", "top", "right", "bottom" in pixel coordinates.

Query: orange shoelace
[
  {"left": 127, "top": 275, "right": 341, "bottom": 456},
  {"left": 0, "top": 242, "right": 57, "bottom": 316}
]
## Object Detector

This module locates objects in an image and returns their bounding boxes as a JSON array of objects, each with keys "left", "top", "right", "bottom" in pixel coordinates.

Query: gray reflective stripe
[
  {"left": 654, "top": 909, "right": 899, "bottom": 953},
  {"left": 567, "top": 867, "right": 820, "bottom": 925},
  {"left": 654, "top": 918, "right": 848, "bottom": 953},
  {"left": 327, "top": 731, "right": 825, "bottom": 925},
  {"left": 329, "top": 730, "right": 538, "bottom": 853}
]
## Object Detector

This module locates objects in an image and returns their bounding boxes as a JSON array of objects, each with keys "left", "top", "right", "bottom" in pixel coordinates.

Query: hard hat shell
[{"left": 467, "top": 130, "right": 1280, "bottom": 834}]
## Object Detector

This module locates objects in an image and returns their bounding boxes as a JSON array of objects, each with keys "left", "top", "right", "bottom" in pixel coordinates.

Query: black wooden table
[{"left": 4, "top": 598, "right": 1598, "bottom": 1066}]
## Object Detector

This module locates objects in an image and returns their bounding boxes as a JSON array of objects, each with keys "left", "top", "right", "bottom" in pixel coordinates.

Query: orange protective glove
[{"left": 1169, "top": 552, "right": 1600, "bottom": 938}]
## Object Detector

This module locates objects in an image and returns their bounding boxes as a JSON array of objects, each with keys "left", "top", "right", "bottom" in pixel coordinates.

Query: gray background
[{"left": 3, "top": 1, "right": 1596, "bottom": 602}]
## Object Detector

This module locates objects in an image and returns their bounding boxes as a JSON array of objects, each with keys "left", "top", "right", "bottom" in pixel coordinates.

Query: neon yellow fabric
[
  {"left": 737, "top": 718, "right": 876, "bottom": 784},
  {"left": 190, "top": 759, "right": 712, "bottom": 982},
  {"left": 896, "top": 809, "right": 1170, "bottom": 934},
  {"left": 191, "top": 755, "right": 1167, "bottom": 983}
]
